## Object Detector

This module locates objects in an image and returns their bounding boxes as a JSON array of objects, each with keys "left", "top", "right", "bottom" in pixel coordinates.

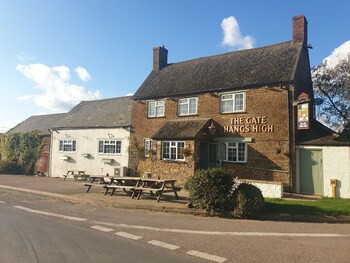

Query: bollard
[{"left": 330, "top": 179, "right": 337, "bottom": 198}]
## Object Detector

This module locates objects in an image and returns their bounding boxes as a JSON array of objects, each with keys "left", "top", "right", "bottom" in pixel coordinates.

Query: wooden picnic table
[
  {"left": 104, "top": 177, "right": 142, "bottom": 196},
  {"left": 63, "top": 170, "right": 89, "bottom": 181},
  {"left": 131, "top": 178, "right": 181, "bottom": 202}
]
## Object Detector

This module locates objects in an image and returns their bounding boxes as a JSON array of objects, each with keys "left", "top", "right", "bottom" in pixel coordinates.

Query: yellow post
[{"left": 330, "top": 179, "right": 337, "bottom": 198}]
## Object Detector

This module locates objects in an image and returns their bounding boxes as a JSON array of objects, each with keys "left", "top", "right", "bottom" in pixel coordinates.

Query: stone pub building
[{"left": 131, "top": 15, "right": 313, "bottom": 191}]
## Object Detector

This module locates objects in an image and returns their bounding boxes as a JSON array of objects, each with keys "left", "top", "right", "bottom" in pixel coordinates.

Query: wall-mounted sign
[
  {"left": 297, "top": 103, "right": 309, "bottom": 130},
  {"left": 224, "top": 116, "right": 274, "bottom": 133}
]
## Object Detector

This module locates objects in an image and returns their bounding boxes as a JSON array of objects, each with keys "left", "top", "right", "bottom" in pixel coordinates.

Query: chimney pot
[
  {"left": 153, "top": 45, "right": 168, "bottom": 71},
  {"left": 292, "top": 15, "right": 308, "bottom": 46}
]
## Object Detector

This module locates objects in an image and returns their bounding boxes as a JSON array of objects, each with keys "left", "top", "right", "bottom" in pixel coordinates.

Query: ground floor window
[
  {"left": 224, "top": 142, "right": 247, "bottom": 163},
  {"left": 59, "top": 140, "right": 76, "bottom": 152},
  {"left": 98, "top": 140, "right": 121, "bottom": 154},
  {"left": 162, "top": 141, "right": 185, "bottom": 161},
  {"left": 144, "top": 139, "right": 152, "bottom": 157}
]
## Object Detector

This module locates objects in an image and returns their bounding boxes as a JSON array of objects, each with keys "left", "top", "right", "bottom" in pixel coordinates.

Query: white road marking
[
  {"left": 90, "top": 225, "right": 114, "bottom": 232},
  {"left": 115, "top": 231, "right": 142, "bottom": 240},
  {"left": 13, "top": 206, "right": 87, "bottom": 222},
  {"left": 148, "top": 240, "right": 180, "bottom": 250},
  {"left": 93, "top": 221, "right": 349, "bottom": 238},
  {"left": 187, "top": 250, "right": 227, "bottom": 263},
  {"left": 0, "top": 201, "right": 6, "bottom": 204}
]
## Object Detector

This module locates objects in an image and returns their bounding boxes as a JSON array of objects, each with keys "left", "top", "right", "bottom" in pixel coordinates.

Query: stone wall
[{"left": 235, "top": 178, "right": 284, "bottom": 198}]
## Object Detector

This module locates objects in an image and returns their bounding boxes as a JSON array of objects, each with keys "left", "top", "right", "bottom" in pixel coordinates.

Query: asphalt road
[
  {"left": 0, "top": 204, "right": 202, "bottom": 263},
  {"left": 1, "top": 188, "right": 350, "bottom": 263}
]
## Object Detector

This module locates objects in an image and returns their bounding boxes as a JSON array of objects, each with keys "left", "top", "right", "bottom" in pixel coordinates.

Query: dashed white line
[
  {"left": 187, "top": 250, "right": 227, "bottom": 263},
  {"left": 13, "top": 206, "right": 87, "bottom": 222},
  {"left": 115, "top": 231, "right": 142, "bottom": 240},
  {"left": 91, "top": 225, "right": 114, "bottom": 232},
  {"left": 0, "top": 201, "right": 6, "bottom": 204},
  {"left": 148, "top": 240, "right": 180, "bottom": 250}
]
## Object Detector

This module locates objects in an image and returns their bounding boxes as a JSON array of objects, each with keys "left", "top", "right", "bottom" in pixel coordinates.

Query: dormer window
[
  {"left": 178, "top": 97, "right": 197, "bottom": 116},
  {"left": 148, "top": 101, "right": 164, "bottom": 117}
]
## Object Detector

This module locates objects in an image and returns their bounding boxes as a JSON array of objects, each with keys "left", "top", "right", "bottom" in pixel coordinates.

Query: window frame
[
  {"left": 223, "top": 142, "right": 247, "bottom": 163},
  {"left": 148, "top": 100, "right": 165, "bottom": 118},
  {"left": 59, "top": 140, "right": 77, "bottom": 153},
  {"left": 98, "top": 139, "right": 122, "bottom": 155},
  {"left": 162, "top": 141, "right": 185, "bottom": 161},
  {"left": 144, "top": 139, "right": 152, "bottom": 157},
  {"left": 220, "top": 92, "right": 246, "bottom": 113},
  {"left": 178, "top": 97, "right": 198, "bottom": 116}
]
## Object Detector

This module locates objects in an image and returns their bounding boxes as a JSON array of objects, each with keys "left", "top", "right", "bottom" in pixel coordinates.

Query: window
[
  {"left": 98, "top": 140, "right": 121, "bottom": 154},
  {"left": 224, "top": 142, "right": 247, "bottom": 163},
  {"left": 221, "top": 92, "right": 245, "bottom": 113},
  {"left": 148, "top": 101, "right": 164, "bottom": 117},
  {"left": 59, "top": 140, "right": 76, "bottom": 152},
  {"left": 144, "top": 139, "right": 152, "bottom": 157},
  {"left": 162, "top": 141, "right": 185, "bottom": 161},
  {"left": 178, "top": 97, "right": 197, "bottom": 116}
]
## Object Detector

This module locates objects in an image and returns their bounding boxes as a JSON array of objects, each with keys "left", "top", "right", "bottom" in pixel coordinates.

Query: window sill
[
  {"left": 222, "top": 161, "right": 247, "bottom": 164},
  {"left": 147, "top": 116, "right": 165, "bottom": 119},
  {"left": 161, "top": 159, "right": 186, "bottom": 163},
  {"left": 177, "top": 114, "right": 199, "bottom": 117},
  {"left": 220, "top": 111, "right": 247, "bottom": 115}
]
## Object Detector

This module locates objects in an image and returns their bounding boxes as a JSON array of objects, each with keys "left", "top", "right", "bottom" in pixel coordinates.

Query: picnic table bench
[
  {"left": 131, "top": 179, "right": 181, "bottom": 202},
  {"left": 63, "top": 170, "right": 89, "bottom": 181},
  {"left": 82, "top": 176, "right": 182, "bottom": 202}
]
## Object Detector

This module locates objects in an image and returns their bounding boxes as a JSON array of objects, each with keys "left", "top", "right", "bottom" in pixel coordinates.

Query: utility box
[{"left": 330, "top": 179, "right": 337, "bottom": 198}]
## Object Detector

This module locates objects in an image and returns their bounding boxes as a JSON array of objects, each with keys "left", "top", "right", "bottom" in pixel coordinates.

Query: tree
[
  {"left": 312, "top": 55, "right": 350, "bottom": 136},
  {"left": 0, "top": 131, "right": 43, "bottom": 174}
]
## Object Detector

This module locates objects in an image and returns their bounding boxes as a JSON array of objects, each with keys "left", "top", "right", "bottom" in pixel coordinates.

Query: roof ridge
[{"left": 164, "top": 41, "right": 294, "bottom": 67}]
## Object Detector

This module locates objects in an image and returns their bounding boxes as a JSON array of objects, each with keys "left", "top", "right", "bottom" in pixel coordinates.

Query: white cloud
[
  {"left": 16, "top": 63, "right": 100, "bottom": 112},
  {"left": 323, "top": 40, "right": 350, "bottom": 68},
  {"left": 221, "top": 16, "right": 255, "bottom": 50},
  {"left": 75, "top": 66, "right": 92, "bottom": 82},
  {"left": 125, "top": 92, "right": 134, "bottom": 96}
]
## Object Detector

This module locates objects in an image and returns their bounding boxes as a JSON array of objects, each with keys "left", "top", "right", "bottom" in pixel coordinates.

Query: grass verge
[{"left": 265, "top": 197, "right": 350, "bottom": 216}]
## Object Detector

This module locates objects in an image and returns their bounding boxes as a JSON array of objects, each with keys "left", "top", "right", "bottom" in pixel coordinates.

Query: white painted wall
[
  {"left": 50, "top": 128, "right": 130, "bottom": 178},
  {"left": 235, "top": 179, "right": 283, "bottom": 198},
  {"left": 297, "top": 146, "right": 350, "bottom": 198}
]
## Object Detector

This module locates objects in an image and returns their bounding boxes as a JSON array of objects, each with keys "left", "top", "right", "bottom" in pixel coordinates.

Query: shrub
[
  {"left": 185, "top": 168, "right": 235, "bottom": 215},
  {"left": 0, "top": 160, "right": 23, "bottom": 174},
  {"left": 232, "top": 183, "right": 265, "bottom": 219}
]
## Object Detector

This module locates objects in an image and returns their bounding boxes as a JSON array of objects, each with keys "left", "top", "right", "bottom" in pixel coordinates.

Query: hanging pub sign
[
  {"left": 296, "top": 92, "right": 310, "bottom": 130},
  {"left": 297, "top": 103, "right": 309, "bottom": 130}
]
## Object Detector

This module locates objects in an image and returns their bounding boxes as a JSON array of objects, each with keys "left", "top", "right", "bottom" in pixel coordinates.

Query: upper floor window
[
  {"left": 178, "top": 97, "right": 197, "bottom": 116},
  {"left": 98, "top": 140, "right": 121, "bottom": 154},
  {"left": 144, "top": 139, "right": 152, "bottom": 157},
  {"left": 59, "top": 140, "right": 76, "bottom": 152},
  {"left": 223, "top": 142, "right": 247, "bottom": 163},
  {"left": 162, "top": 141, "right": 185, "bottom": 161},
  {"left": 148, "top": 101, "right": 164, "bottom": 117},
  {"left": 221, "top": 92, "right": 245, "bottom": 113}
]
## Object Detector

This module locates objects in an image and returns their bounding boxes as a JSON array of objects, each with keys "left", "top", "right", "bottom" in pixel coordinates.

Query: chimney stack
[
  {"left": 153, "top": 45, "right": 168, "bottom": 71},
  {"left": 292, "top": 15, "right": 308, "bottom": 46}
]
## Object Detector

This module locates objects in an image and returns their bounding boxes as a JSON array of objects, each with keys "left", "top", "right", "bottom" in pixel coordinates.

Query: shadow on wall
[{"left": 224, "top": 145, "right": 288, "bottom": 183}]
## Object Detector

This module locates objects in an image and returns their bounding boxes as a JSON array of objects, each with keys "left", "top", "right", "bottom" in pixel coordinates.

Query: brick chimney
[
  {"left": 292, "top": 15, "right": 308, "bottom": 46},
  {"left": 153, "top": 45, "right": 168, "bottom": 71}
]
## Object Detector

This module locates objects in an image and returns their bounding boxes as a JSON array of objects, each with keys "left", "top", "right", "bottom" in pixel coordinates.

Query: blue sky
[{"left": 1, "top": 0, "right": 350, "bottom": 132}]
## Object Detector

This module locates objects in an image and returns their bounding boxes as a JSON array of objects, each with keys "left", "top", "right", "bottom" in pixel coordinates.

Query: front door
[
  {"left": 200, "top": 142, "right": 208, "bottom": 169},
  {"left": 208, "top": 143, "right": 220, "bottom": 168},
  {"left": 299, "top": 149, "right": 324, "bottom": 195}
]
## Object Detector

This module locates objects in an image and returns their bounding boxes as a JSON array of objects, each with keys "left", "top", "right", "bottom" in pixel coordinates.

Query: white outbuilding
[{"left": 49, "top": 96, "right": 132, "bottom": 178}]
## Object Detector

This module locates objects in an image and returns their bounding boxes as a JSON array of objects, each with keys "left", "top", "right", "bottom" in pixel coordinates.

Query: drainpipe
[{"left": 48, "top": 129, "right": 53, "bottom": 177}]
